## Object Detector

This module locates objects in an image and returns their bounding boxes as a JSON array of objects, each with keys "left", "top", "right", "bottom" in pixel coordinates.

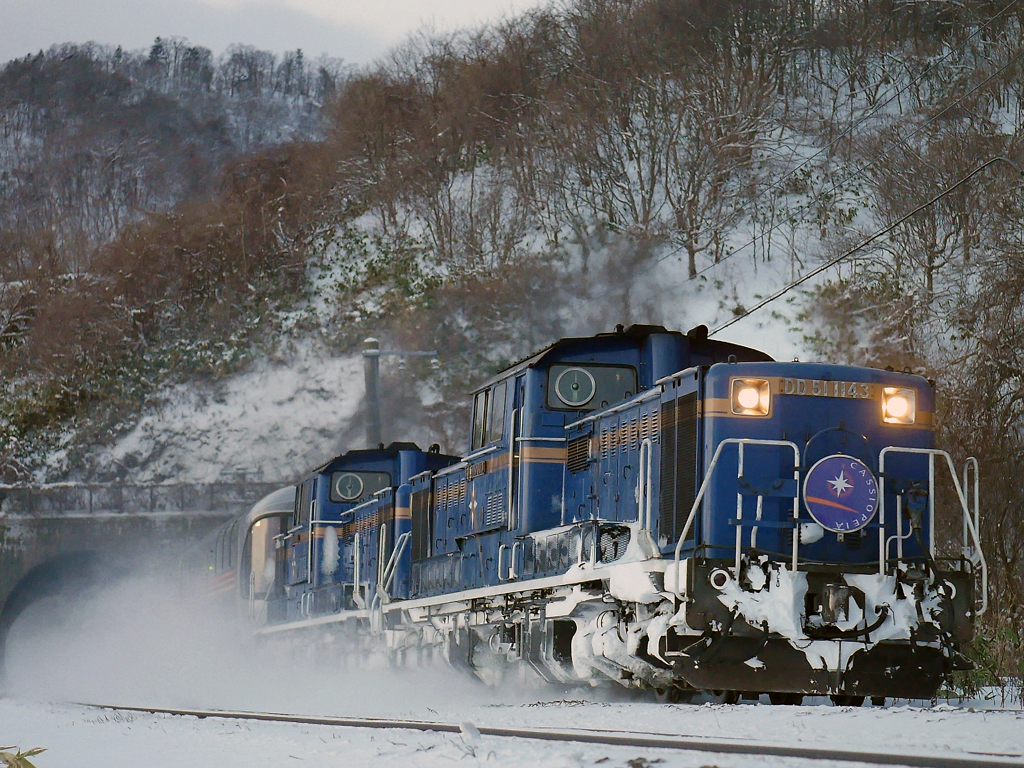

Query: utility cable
[{"left": 710, "top": 156, "right": 1024, "bottom": 335}]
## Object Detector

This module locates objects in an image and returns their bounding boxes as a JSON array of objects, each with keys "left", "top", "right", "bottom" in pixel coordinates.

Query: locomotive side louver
[
  {"left": 484, "top": 490, "right": 505, "bottom": 527},
  {"left": 411, "top": 488, "right": 431, "bottom": 562},
  {"left": 567, "top": 435, "right": 591, "bottom": 473}
]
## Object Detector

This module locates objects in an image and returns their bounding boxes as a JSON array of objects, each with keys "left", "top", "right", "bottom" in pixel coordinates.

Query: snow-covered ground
[
  {"left": 4, "top": 688, "right": 1024, "bottom": 768},
  {"left": 2, "top": 572, "right": 1022, "bottom": 768}
]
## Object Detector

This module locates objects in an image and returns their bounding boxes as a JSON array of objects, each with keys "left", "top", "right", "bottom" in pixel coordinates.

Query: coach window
[
  {"left": 472, "top": 390, "right": 488, "bottom": 450},
  {"left": 488, "top": 381, "right": 507, "bottom": 444}
]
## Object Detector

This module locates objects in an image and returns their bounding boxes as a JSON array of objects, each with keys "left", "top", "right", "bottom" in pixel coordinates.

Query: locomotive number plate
[{"left": 778, "top": 377, "right": 877, "bottom": 400}]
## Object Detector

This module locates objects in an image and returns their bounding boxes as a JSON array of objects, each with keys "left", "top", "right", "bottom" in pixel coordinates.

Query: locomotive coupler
[{"left": 819, "top": 582, "right": 851, "bottom": 624}]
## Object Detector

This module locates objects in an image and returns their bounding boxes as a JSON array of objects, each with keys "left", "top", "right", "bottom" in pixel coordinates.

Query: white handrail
[
  {"left": 507, "top": 408, "right": 518, "bottom": 531},
  {"left": 498, "top": 543, "right": 509, "bottom": 582},
  {"left": 962, "top": 457, "right": 980, "bottom": 560},
  {"left": 377, "top": 523, "right": 388, "bottom": 586},
  {"left": 510, "top": 540, "right": 522, "bottom": 580},
  {"left": 352, "top": 531, "right": 365, "bottom": 609},
  {"left": 464, "top": 444, "right": 501, "bottom": 461},
  {"left": 305, "top": 500, "right": 317, "bottom": 584},
  {"left": 879, "top": 447, "right": 987, "bottom": 616},
  {"left": 377, "top": 531, "right": 411, "bottom": 603},
  {"left": 572, "top": 387, "right": 663, "bottom": 426},
  {"left": 638, "top": 437, "right": 654, "bottom": 531},
  {"left": 671, "top": 438, "right": 800, "bottom": 599}
]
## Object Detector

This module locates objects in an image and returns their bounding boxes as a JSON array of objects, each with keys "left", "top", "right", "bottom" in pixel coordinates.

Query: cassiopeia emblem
[{"left": 802, "top": 454, "right": 878, "bottom": 533}]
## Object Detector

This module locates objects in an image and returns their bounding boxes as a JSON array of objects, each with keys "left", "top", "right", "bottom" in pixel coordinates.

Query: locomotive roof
[
  {"left": 470, "top": 324, "right": 772, "bottom": 393},
  {"left": 309, "top": 441, "right": 424, "bottom": 474}
]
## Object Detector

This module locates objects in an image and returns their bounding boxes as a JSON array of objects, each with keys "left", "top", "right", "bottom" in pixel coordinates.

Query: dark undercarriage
[{"left": 667, "top": 635, "right": 951, "bottom": 699}]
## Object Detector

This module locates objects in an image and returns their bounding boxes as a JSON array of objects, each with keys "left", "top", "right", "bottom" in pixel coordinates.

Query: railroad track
[{"left": 79, "top": 702, "right": 1024, "bottom": 768}]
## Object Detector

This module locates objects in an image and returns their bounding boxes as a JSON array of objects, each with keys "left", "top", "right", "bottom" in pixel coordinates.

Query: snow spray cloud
[{"left": 1, "top": 559, "right": 528, "bottom": 716}]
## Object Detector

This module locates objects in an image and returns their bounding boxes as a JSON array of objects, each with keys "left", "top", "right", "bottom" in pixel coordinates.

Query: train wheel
[
  {"left": 871, "top": 696, "right": 886, "bottom": 707},
  {"left": 830, "top": 695, "right": 865, "bottom": 707},
  {"left": 708, "top": 689, "right": 740, "bottom": 705},
  {"left": 768, "top": 692, "right": 804, "bottom": 705},
  {"left": 654, "top": 687, "right": 695, "bottom": 704}
]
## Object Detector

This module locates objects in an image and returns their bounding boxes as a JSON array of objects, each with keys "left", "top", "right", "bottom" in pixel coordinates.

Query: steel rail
[{"left": 77, "top": 703, "right": 1024, "bottom": 768}]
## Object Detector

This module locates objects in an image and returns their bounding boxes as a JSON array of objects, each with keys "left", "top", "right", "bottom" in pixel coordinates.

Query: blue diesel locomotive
[{"left": 204, "top": 324, "right": 985, "bottom": 703}]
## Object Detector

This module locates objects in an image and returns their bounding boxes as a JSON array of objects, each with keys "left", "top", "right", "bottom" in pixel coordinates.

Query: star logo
[
  {"left": 805, "top": 455, "right": 878, "bottom": 533},
  {"left": 828, "top": 471, "right": 852, "bottom": 497}
]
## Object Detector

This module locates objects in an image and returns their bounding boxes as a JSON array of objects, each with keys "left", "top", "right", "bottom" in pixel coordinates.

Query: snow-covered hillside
[{"left": 94, "top": 342, "right": 364, "bottom": 483}]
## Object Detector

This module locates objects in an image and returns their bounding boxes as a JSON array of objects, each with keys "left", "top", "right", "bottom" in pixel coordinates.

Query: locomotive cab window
[
  {"left": 546, "top": 364, "right": 637, "bottom": 411},
  {"left": 471, "top": 380, "right": 509, "bottom": 450},
  {"left": 472, "top": 390, "right": 488, "bottom": 450},
  {"left": 295, "top": 480, "right": 313, "bottom": 527},
  {"left": 329, "top": 471, "right": 392, "bottom": 503},
  {"left": 487, "top": 381, "right": 507, "bottom": 443}
]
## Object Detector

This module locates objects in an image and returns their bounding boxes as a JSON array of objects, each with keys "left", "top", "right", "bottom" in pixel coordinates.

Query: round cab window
[
  {"left": 554, "top": 367, "right": 597, "bottom": 406},
  {"left": 546, "top": 364, "right": 637, "bottom": 411},
  {"left": 333, "top": 473, "right": 364, "bottom": 501}
]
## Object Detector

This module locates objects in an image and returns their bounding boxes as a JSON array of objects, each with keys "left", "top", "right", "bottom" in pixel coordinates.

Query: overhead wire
[
  {"left": 584, "top": 0, "right": 1023, "bottom": 308},
  {"left": 709, "top": 49, "right": 1024, "bottom": 335},
  {"left": 711, "top": 155, "right": 1024, "bottom": 335}
]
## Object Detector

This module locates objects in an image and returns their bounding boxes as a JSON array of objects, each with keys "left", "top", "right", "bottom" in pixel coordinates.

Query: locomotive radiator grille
[{"left": 599, "top": 526, "right": 631, "bottom": 562}]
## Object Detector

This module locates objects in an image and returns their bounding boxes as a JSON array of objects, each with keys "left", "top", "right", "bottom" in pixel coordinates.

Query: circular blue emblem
[{"left": 803, "top": 454, "right": 878, "bottom": 533}]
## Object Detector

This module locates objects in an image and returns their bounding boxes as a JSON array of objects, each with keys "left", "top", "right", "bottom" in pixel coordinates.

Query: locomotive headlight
[
  {"left": 882, "top": 387, "right": 916, "bottom": 424},
  {"left": 737, "top": 386, "right": 760, "bottom": 409},
  {"left": 731, "top": 378, "right": 770, "bottom": 416}
]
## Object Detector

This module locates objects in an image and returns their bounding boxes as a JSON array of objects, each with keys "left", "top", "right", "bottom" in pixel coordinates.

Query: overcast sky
[{"left": 0, "top": 0, "right": 549, "bottom": 66}]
